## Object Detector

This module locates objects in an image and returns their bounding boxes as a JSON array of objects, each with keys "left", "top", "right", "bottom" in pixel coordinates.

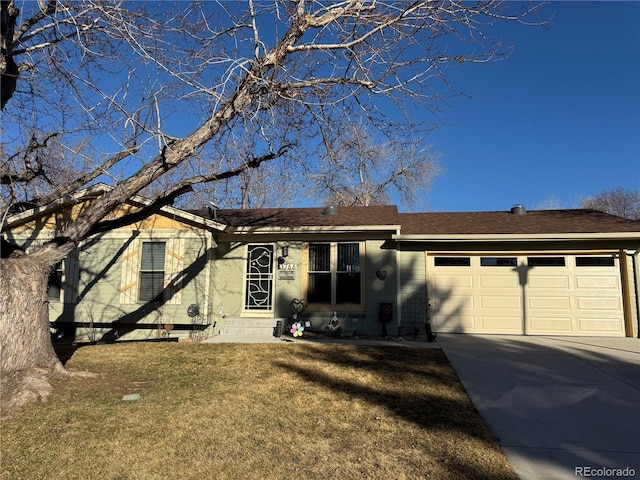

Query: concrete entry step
[{"left": 217, "top": 317, "right": 285, "bottom": 336}]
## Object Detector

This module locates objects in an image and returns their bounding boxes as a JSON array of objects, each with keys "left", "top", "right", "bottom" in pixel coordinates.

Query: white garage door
[{"left": 429, "top": 254, "right": 625, "bottom": 336}]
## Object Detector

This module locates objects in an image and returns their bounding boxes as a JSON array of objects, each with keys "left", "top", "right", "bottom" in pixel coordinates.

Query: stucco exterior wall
[
  {"left": 75, "top": 231, "right": 211, "bottom": 341},
  {"left": 398, "top": 249, "right": 427, "bottom": 302},
  {"left": 211, "top": 241, "right": 245, "bottom": 322},
  {"left": 272, "top": 241, "right": 305, "bottom": 320},
  {"left": 210, "top": 237, "right": 398, "bottom": 337},
  {"left": 7, "top": 226, "right": 212, "bottom": 342}
]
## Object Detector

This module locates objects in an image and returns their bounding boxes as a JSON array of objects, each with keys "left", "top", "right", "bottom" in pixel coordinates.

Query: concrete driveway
[{"left": 436, "top": 334, "right": 640, "bottom": 480}]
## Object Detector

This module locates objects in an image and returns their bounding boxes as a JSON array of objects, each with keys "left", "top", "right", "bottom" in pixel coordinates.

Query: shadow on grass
[
  {"left": 273, "top": 344, "right": 515, "bottom": 480},
  {"left": 54, "top": 344, "right": 85, "bottom": 366},
  {"left": 53, "top": 337, "right": 179, "bottom": 366}
]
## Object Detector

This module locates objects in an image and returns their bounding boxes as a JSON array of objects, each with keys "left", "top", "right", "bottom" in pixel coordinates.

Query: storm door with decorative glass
[{"left": 244, "top": 244, "right": 275, "bottom": 311}]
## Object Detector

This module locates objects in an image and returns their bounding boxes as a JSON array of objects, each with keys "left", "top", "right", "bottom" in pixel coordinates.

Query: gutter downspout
[
  {"left": 634, "top": 247, "right": 640, "bottom": 338},
  {"left": 395, "top": 235, "right": 402, "bottom": 336},
  {"left": 620, "top": 249, "right": 635, "bottom": 338}
]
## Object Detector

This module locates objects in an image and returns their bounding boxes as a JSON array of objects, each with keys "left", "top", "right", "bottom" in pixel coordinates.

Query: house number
[{"left": 279, "top": 263, "right": 297, "bottom": 270}]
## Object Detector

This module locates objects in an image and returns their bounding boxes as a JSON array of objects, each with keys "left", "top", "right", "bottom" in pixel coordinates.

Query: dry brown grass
[{"left": 0, "top": 342, "right": 517, "bottom": 480}]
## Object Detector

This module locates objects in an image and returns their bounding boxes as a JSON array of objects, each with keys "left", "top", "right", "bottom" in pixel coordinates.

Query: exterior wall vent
[
  {"left": 510, "top": 204, "right": 526, "bottom": 215},
  {"left": 323, "top": 205, "right": 338, "bottom": 216}
]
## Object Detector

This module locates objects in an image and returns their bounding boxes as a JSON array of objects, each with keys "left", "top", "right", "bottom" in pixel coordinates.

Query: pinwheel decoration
[{"left": 290, "top": 321, "right": 304, "bottom": 337}]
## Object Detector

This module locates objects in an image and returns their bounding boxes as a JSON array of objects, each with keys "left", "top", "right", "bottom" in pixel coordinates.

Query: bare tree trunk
[
  {"left": 0, "top": 256, "right": 66, "bottom": 415},
  {"left": 0, "top": 0, "right": 20, "bottom": 110}
]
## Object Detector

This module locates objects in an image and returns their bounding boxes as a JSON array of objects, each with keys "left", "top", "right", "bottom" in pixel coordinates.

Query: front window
[
  {"left": 308, "top": 243, "right": 331, "bottom": 303},
  {"left": 307, "top": 242, "right": 361, "bottom": 305},
  {"left": 48, "top": 261, "right": 63, "bottom": 300},
  {"left": 139, "top": 242, "right": 166, "bottom": 302}
]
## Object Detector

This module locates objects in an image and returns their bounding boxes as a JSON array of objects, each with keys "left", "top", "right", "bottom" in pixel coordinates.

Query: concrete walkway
[
  {"left": 202, "top": 334, "right": 441, "bottom": 348},
  {"left": 436, "top": 334, "right": 640, "bottom": 480},
  {"left": 202, "top": 334, "right": 284, "bottom": 344}
]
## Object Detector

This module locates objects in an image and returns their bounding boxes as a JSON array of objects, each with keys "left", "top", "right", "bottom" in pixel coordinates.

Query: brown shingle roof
[
  {"left": 194, "top": 205, "right": 400, "bottom": 229},
  {"left": 191, "top": 205, "right": 639, "bottom": 236},
  {"left": 399, "top": 209, "right": 640, "bottom": 235}
]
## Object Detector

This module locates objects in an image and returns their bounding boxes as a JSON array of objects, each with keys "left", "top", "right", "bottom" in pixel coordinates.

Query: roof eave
[
  {"left": 393, "top": 232, "right": 640, "bottom": 242},
  {"left": 2, "top": 183, "right": 227, "bottom": 233},
  {"left": 126, "top": 196, "right": 226, "bottom": 231},
  {"left": 2, "top": 184, "right": 109, "bottom": 231},
  {"left": 229, "top": 225, "right": 402, "bottom": 235}
]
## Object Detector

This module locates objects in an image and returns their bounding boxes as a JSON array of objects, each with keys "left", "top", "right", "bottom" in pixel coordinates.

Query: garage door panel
[
  {"left": 528, "top": 276, "right": 570, "bottom": 289},
  {"left": 479, "top": 275, "right": 520, "bottom": 288},
  {"left": 578, "top": 318, "right": 624, "bottom": 333},
  {"left": 429, "top": 255, "right": 625, "bottom": 336},
  {"left": 577, "top": 296, "right": 622, "bottom": 311},
  {"left": 481, "top": 316, "right": 522, "bottom": 331},
  {"left": 433, "top": 275, "right": 473, "bottom": 288},
  {"left": 529, "top": 296, "right": 571, "bottom": 310},
  {"left": 575, "top": 275, "right": 620, "bottom": 289},
  {"left": 436, "top": 295, "right": 474, "bottom": 312},
  {"left": 480, "top": 296, "right": 520, "bottom": 308},
  {"left": 529, "top": 316, "right": 573, "bottom": 332}
]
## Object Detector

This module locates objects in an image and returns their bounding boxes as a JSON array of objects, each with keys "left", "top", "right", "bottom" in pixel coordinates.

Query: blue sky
[
  {"left": 422, "top": 1, "right": 640, "bottom": 212},
  {"left": 4, "top": 1, "right": 636, "bottom": 214}
]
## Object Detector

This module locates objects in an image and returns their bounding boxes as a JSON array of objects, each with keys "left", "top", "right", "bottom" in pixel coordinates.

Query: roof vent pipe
[
  {"left": 510, "top": 204, "right": 526, "bottom": 215},
  {"left": 323, "top": 205, "right": 338, "bottom": 216}
]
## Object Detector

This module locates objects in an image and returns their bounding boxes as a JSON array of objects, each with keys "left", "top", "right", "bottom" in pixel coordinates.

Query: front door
[{"left": 244, "top": 244, "right": 275, "bottom": 313}]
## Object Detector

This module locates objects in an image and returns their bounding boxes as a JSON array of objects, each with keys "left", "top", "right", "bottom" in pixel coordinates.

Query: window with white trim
[
  {"left": 41, "top": 248, "right": 79, "bottom": 304},
  {"left": 138, "top": 241, "right": 166, "bottom": 302},
  {"left": 120, "top": 237, "right": 183, "bottom": 305},
  {"left": 48, "top": 261, "right": 63, "bottom": 300},
  {"left": 307, "top": 242, "right": 362, "bottom": 305}
]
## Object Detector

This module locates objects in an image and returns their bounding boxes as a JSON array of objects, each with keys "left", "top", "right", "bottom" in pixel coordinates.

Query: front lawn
[{"left": 1, "top": 342, "right": 516, "bottom": 480}]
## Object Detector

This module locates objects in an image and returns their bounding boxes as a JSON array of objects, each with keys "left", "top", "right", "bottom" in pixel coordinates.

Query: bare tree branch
[
  {"left": 1, "top": 0, "right": 544, "bottom": 258},
  {"left": 91, "top": 143, "right": 291, "bottom": 233},
  {"left": 580, "top": 188, "right": 640, "bottom": 220}
]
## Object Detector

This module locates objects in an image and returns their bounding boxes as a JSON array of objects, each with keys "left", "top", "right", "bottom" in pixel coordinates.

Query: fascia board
[
  {"left": 230, "top": 225, "right": 402, "bottom": 235},
  {"left": 126, "top": 196, "right": 226, "bottom": 231},
  {"left": 393, "top": 232, "right": 640, "bottom": 242},
  {"left": 3, "top": 184, "right": 226, "bottom": 233},
  {"left": 2, "top": 186, "right": 107, "bottom": 230}
]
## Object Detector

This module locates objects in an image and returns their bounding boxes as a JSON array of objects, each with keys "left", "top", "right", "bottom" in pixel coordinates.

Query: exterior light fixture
[{"left": 278, "top": 245, "right": 289, "bottom": 265}]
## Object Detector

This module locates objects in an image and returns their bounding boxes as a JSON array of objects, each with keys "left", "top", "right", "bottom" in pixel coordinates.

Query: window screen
[
  {"left": 337, "top": 243, "right": 360, "bottom": 304},
  {"left": 139, "top": 242, "right": 166, "bottom": 302},
  {"left": 307, "top": 242, "right": 361, "bottom": 305},
  {"left": 308, "top": 243, "right": 330, "bottom": 272},
  {"left": 308, "top": 243, "right": 331, "bottom": 303},
  {"left": 48, "top": 261, "right": 63, "bottom": 300}
]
